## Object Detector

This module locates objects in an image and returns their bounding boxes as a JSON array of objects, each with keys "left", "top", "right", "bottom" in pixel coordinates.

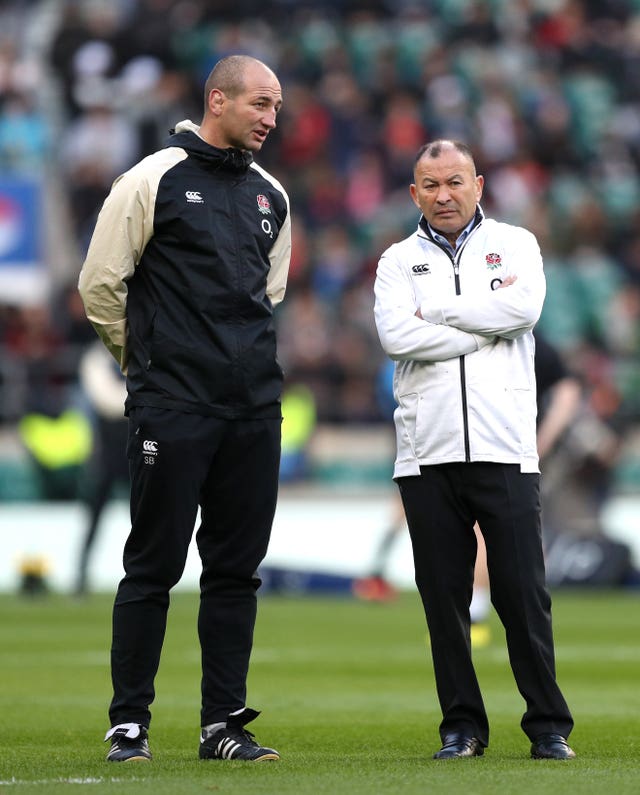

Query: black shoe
[
  {"left": 531, "top": 733, "right": 575, "bottom": 760},
  {"left": 199, "top": 707, "right": 280, "bottom": 762},
  {"left": 433, "top": 733, "right": 484, "bottom": 759},
  {"left": 105, "top": 723, "right": 152, "bottom": 762}
]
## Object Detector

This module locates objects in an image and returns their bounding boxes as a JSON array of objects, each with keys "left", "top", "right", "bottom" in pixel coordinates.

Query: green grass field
[{"left": 0, "top": 587, "right": 638, "bottom": 794}]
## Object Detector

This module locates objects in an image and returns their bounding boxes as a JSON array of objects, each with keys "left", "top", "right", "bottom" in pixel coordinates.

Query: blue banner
[
  {"left": 0, "top": 177, "right": 46, "bottom": 303},
  {"left": 0, "top": 177, "right": 41, "bottom": 266}
]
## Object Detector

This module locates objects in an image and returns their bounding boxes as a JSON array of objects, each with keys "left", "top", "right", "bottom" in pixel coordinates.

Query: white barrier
[
  {"left": 2, "top": 488, "right": 638, "bottom": 594},
  {"left": 0, "top": 486, "right": 415, "bottom": 593}
]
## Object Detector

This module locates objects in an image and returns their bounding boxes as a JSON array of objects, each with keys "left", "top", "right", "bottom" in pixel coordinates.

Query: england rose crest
[
  {"left": 257, "top": 194, "right": 271, "bottom": 214},
  {"left": 485, "top": 252, "right": 502, "bottom": 269}
]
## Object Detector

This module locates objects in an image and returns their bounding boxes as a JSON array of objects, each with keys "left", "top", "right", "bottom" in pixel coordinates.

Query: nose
[
  {"left": 435, "top": 185, "right": 451, "bottom": 203},
  {"left": 263, "top": 109, "right": 277, "bottom": 129}
]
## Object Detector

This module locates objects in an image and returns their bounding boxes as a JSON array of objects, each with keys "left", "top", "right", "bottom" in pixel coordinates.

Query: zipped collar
[
  {"left": 418, "top": 205, "right": 484, "bottom": 245},
  {"left": 164, "top": 119, "right": 253, "bottom": 172}
]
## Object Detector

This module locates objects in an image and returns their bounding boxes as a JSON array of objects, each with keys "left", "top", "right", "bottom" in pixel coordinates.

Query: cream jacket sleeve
[
  {"left": 251, "top": 162, "right": 292, "bottom": 309},
  {"left": 77, "top": 162, "right": 159, "bottom": 372},
  {"left": 266, "top": 207, "right": 291, "bottom": 309}
]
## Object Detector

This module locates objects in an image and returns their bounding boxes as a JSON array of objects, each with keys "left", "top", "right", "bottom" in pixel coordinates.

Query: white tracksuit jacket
[{"left": 374, "top": 209, "right": 546, "bottom": 478}]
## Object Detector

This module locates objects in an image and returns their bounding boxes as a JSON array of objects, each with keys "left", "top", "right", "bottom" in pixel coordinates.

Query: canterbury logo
[
  {"left": 185, "top": 190, "right": 204, "bottom": 203},
  {"left": 412, "top": 263, "right": 431, "bottom": 274},
  {"left": 143, "top": 440, "right": 158, "bottom": 454}
]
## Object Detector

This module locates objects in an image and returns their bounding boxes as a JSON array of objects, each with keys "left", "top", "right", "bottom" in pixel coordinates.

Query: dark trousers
[
  {"left": 397, "top": 462, "right": 573, "bottom": 747},
  {"left": 108, "top": 407, "right": 281, "bottom": 728}
]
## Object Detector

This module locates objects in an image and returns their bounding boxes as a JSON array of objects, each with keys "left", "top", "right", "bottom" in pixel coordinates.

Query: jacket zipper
[
  {"left": 227, "top": 178, "right": 243, "bottom": 413},
  {"left": 424, "top": 216, "right": 482, "bottom": 463},
  {"left": 452, "top": 255, "right": 471, "bottom": 461}
]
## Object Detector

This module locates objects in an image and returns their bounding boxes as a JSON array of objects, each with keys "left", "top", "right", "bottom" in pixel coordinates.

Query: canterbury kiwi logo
[
  {"left": 185, "top": 190, "right": 204, "bottom": 204},
  {"left": 143, "top": 440, "right": 158, "bottom": 453},
  {"left": 412, "top": 263, "right": 431, "bottom": 274}
]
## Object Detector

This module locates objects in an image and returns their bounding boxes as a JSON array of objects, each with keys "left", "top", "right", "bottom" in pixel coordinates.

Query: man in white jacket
[{"left": 374, "top": 140, "right": 575, "bottom": 761}]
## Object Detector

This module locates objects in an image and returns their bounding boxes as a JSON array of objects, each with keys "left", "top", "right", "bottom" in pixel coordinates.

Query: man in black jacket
[{"left": 79, "top": 54, "right": 290, "bottom": 763}]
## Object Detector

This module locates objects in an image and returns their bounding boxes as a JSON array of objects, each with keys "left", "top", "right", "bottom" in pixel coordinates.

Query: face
[
  {"left": 209, "top": 62, "right": 282, "bottom": 152},
  {"left": 410, "top": 146, "right": 484, "bottom": 242}
]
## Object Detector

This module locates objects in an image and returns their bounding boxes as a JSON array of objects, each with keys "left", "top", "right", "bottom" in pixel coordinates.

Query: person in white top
[{"left": 374, "top": 139, "right": 575, "bottom": 761}]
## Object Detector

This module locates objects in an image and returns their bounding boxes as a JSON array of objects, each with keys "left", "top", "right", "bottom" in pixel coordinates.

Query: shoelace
[{"left": 227, "top": 726, "right": 258, "bottom": 747}]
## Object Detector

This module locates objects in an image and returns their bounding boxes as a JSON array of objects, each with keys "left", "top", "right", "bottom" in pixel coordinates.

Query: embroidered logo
[
  {"left": 185, "top": 190, "right": 204, "bottom": 204},
  {"left": 485, "top": 252, "right": 502, "bottom": 269},
  {"left": 143, "top": 439, "right": 158, "bottom": 465},
  {"left": 257, "top": 194, "right": 271, "bottom": 214},
  {"left": 412, "top": 263, "right": 431, "bottom": 275}
]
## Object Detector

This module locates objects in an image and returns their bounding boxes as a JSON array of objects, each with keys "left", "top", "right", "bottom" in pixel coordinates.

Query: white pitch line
[{"left": 0, "top": 777, "right": 144, "bottom": 786}]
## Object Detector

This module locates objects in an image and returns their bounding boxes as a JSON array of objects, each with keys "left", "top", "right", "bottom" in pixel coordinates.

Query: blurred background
[{"left": 1, "top": 0, "right": 640, "bottom": 595}]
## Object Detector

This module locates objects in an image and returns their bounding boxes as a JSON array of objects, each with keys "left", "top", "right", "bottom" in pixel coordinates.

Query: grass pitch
[{"left": 0, "top": 587, "right": 638, "bottom": 794}]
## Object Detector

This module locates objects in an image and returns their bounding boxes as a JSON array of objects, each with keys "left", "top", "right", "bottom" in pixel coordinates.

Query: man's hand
[{"left": 498, "top": 274, "right": 517, "bottom": 288}]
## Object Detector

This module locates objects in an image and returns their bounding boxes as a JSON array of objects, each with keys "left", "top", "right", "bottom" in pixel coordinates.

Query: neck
[{"left": 442, "top": 232, "right": 461, "bottom": 248}]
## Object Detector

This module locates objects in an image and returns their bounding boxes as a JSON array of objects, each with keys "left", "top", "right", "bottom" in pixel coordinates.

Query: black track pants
[
  {"left": 398, "top": 462, "right": 573, "bottom": 746},
  {"left": 108, "top": 407, "right": 281, "bottom": 728}
]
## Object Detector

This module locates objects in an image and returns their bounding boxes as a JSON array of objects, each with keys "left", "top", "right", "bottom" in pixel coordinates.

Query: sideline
[
  {"left": 2, "top": 488, "right": 638, "bottom": 595},
  {"left": 0, "top": 486, "right": 413, "bottom": 593}
]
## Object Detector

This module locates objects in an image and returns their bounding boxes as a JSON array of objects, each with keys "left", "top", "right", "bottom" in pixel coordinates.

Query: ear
[
  {"left": 409, "top": 183, "right": 420, "bottom": 209},
  {"left": 475, "top": 174, "right": 484, "bottom": 202},
  {"left": 208, "top": 88, "right": 225, "bottom": 117}
]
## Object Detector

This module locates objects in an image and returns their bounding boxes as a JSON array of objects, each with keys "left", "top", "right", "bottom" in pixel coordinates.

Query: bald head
[
  {"left": 199, "top": 54, "right": 282, "bottom": 152},
  {"left": 204, "top": 55, "right": 276, "bottom": 112}
]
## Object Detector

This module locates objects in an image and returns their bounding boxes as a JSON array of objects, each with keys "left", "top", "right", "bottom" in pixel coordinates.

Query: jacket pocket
[
  {"left": 467, "top": 382, "right": 535, "bottom": 458},
  {"left": 397, "top": 378, "right": 465, "bottom": 462}
]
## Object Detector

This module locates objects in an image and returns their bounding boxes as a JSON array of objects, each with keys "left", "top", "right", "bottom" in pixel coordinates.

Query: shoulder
[
  {"left": 380, "top": 227, "right": 422, "bottom": 261},
  {"left": 112, "top": 148, "right": 188, "bottom": 194},
  {"left": 482, "top": 217, "right": 538, "bottom": 246},
  {"left": 248, "top": 162, "right": 290, "bottom": 206},
  {"left": 247, "top": 162, "right": 290, "bottom": 222}
]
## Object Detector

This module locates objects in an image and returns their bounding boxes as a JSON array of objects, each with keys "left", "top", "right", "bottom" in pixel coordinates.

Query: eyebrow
[
  {"left": 253, "top": 92, "right": 282, "bottom": 106},
  {"left": 422, "top": 173, "right": 465, "bottom": 183}
]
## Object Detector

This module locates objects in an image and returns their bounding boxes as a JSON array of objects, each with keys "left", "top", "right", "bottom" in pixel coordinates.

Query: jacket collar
[
  {"left": 418, "top": 204, "right": 484, "bottom": 242},
  {"left": 165, "top": 119, "right": 253, "bottom": 172}
]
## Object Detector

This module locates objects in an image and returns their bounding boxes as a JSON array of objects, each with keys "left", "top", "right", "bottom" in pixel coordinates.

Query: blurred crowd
[{"left": 2, "top": 0, "right": 640, "bottom": 500}]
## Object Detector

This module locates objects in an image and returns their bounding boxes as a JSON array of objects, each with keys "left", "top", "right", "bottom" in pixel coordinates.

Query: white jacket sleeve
[
  {"left": 420, "top": 228, "right": 546, "bottom": 339},
  {"left": 374, "top": 249, "right": 494, "bottom": 362},
  {"left": 78, "top": 165, "right": 157, "bottom": 372}
]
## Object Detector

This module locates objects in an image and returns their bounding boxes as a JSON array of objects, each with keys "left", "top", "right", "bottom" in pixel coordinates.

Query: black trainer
[
  {"left": 105, "top": 723, "right": 152, "bottom": 762},
  {"left": 199, "top": 707, "right": 280, "bottom": 761}
]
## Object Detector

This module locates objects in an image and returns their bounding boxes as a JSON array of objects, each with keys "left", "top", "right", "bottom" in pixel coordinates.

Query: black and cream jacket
[{"left": 79, "top": 120, "right": 291, "bottom": 419}]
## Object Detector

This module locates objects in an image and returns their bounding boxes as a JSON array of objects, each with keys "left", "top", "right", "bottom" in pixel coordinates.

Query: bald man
[
  {"left": 80, "top": 55, "right": 290, "bottom": 763},
  {"left": 374, "top": 140, "right": 574, "bottom": 761}
]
